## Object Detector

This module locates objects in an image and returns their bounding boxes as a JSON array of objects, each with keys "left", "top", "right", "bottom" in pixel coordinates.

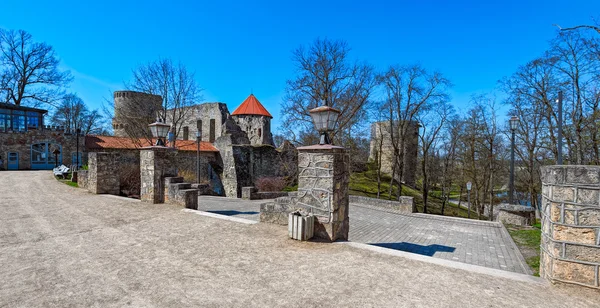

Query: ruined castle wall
[
  {"left": 368, "top": 121, "right": 418, "bottom": 187},
  {"left": 172, "top": 103, "right": 229, "bottom": 142},
  {"left": 232, "top": 115, "right": 274, "bottom": 146},
  {"left": 112, "top": 91, "right": 162, "bottom": 138}
]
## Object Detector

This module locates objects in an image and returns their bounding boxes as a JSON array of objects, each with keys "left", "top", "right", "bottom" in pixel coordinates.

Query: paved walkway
[
  {"left": 198, "top": 196, "right": 530, "bottom": 274},
  {"left": 2, "top": 171, "right": 599, "bottom": 307}
]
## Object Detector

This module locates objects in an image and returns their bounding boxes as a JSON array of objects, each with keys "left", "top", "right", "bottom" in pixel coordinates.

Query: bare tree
[
  {"left": 418, "top": 100, "right": 453, "bottom": 213},
  {"left": 0, "top": 28, "right": 71, "bottom": 107},
  {"left": 281, "top": 38, "right": 377, "bottom": 146},
  {"left": 439, "top": 117, "right": 461, "bottom": 215},
  {"left": 50, "top": 93, "right": 105, "bottom": 135},
  {"left": 379, "top": 64, "right": 451, "bottom": 200},
  {"left": 128, "top": 58, "right": 203, "bottom": 141}
]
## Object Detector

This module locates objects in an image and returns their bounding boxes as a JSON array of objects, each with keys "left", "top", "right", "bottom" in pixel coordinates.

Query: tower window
[
  {"left": 183, "top": 126, "right": 189, "bottom": 140},
  {"left": 258, "top": 128, "right": 262, "bottom": 138},
  {"left": 209, "top": 119, "right": 215, "bottom": 143}
]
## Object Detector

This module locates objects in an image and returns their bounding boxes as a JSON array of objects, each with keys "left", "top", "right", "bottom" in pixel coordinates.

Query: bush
[
  {"left": 119, "top": 164, "right": 140, "bottom": 198},
  {"left": 178, "top": 169, "right": 196, "bottom": 183},
  {"left": 255, "top": 177, "right": 287, "bottom": 192}
]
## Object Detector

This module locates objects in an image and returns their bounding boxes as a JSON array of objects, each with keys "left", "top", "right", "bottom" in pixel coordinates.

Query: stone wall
[
  {"left": 140, "top": 148, "right": 178, "bottom": 204},
  {"left": 87, "top": 152, "right": 120, "bottom": 195},
  {"left": 349, "top": 195, "right": 415, "bottom": 214},
  {"left": 170, "top": 103, "right": 229, "bottom": 142},
  {"left": 214, "top": 133, "right": 297, "bottom": 198},
  {"left": 241, "top": 187, "right": 289, "bottom": 200},
  {"left": 78, "top": 170, "right": 89, "bottom": 189},
  {"left": 0, "top": 129, "right": 84, "bottom": 170},
  {"left": 112, "top": 91, "right": 162, "bottom": 138},
  {"left": 540, "top": 165, "right": 600, "bottom": 289},
  {"left": 368, "top": 121, "right": 419, "bottom": 187},
  {"left": 260, "top": 145, "right": 349, "bottom": 241},
  {"left": 232, "top": 114, "right": 274, "bottom": 146},
  {"left": 496, "top": 204, "right": 535, "bottom": 226}
]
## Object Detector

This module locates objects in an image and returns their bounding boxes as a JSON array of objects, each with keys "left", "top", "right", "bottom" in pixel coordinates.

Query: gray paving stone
[{"left": 197, "top": 196, "right": 531, "bottom": 274}]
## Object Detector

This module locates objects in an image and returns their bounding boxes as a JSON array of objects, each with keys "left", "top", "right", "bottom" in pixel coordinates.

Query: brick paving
[{"left": 198, "top": 196, "right": 531, "bottom": 274}]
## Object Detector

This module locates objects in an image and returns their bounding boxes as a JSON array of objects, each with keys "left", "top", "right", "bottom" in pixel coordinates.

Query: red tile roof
[
  {"left": 231, "top": 94, "right": 272, "bottom": 118},
  {"left": 85, "top": 135, "right": 219, "bottom": 152}
]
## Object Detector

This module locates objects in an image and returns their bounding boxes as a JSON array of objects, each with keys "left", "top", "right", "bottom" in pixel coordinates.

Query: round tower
[
  {"left": 230, "top": 94, "right": 274, "bottom": 146},
  {"left": 112, "top": 91, "right": 163, "bottom": 137}
]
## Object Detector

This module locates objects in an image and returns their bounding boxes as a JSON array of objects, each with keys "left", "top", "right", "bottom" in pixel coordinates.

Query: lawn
[
  {"left": 348, "top": 169, "right": 483, "bottom": 219},
  {"left": 505, "top": 222, "right": 541, "bottom": 276},
  {"left": 55, "top": 175, "right": 78, "bottom": 188}
]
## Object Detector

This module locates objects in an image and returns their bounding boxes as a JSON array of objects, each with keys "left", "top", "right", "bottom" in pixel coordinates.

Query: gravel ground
[{"left": 1, "top": 171, "right": 598, "bottom": 307}]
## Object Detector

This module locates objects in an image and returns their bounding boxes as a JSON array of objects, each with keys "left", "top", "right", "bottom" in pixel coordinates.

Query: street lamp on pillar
[
  {"left": 148, "top": 119, "right": 171, "bottom": 147},
  {"left": 466, "top": 181, "right": 472, "bottom": 219},
  {"left": 196, "top": 131, "right": 202, "bottom": 183},
  {"left": 509, "top": 116, "right": 520, "bottom": 205},
  {"left": 309, "top": 105, "right": 341, "bottom": 145}
]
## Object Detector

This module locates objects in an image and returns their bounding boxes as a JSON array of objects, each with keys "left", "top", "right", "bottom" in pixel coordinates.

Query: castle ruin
[{"left": 369, "top": 121, "right": 419, "bottom": 187}]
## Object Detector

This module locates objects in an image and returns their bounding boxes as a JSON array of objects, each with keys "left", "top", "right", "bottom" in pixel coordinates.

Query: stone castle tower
[
  {"left": 369, "top": 121, "right": 419, "bottom": 187},
  {"left": 112, "top": 91, "right": 162, "bottom": 137},
  {"left": 230, "top": 94, "right": 274, "bottom": 146}
]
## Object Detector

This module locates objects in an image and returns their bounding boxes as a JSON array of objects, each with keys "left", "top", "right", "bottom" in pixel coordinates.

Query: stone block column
[
  {"left": 540, "top": 165, "right": 600, "bottom": 289},
  {"left": 296, "top": 145, "right": 349, "bottom": 241},
  {"left": 140, "top": 148, "right": 177, "bottom": 204},
  {"left": 87, "top": 152, "right": 120, "bottom": 195}
]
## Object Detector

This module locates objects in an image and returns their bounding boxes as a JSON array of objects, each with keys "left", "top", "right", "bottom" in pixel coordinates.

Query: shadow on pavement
[
  {"left": 369, "top": 242, "right": 456, "bottom": 257},
  {"left": 207, "top": 210, "right": 259, "bottom": 216}
]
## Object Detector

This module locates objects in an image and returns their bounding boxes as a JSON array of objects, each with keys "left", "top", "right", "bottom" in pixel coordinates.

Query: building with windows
[{"left": 0, "top": 103, "right": 83, "bottom": 170}]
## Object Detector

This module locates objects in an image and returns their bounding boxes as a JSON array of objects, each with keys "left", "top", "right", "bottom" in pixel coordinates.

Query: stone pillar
[
  {"left": 87, "top": 152, "right": 120, "bottom": 195},
  {"left": 296, "top": 145, "right": 349, "bottom": 241},
  {"left": 140, "top": 148, "right": 177, "bottom": 204},
  {"left": 540, "top": 166, "right": 600, "bottom": 289}
]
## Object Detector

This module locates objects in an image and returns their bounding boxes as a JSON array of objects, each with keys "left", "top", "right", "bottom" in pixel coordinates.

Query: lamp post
[
  {"left": 309, "top": 105, "right": 341, "bottom": 145},
  {"left": 509, "top": 116, "right": 519, "bottom": 205},
  {"left": 52, "top": 148, "right": 61, "bottom": 168},
  {"left": 196, "top": 131, "right": 202, "bottom": 183},
  {"left": 557, "top": 91, "right": 563, "bottom": 165},
  {"left": 148, "top": 119, "right": 171, "bottom": 147},
  {"left": 466, "top": 181, "right": 472, "bottom": 219},
  {"left": 75, "top": 128, "right": 81, "bottom": 170}
]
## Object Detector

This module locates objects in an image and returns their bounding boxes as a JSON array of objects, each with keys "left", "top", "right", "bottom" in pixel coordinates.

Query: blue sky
[{"left": 1, "top": 0, "right": 599, "bottom": 132}]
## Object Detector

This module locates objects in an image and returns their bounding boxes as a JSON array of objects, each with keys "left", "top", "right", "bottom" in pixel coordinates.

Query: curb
[
  {"left": 182, "top": 209, "right": 258, "bottom": 225},
  {"left": 338, "top": 241, "right": 544, "bottom": 284}
]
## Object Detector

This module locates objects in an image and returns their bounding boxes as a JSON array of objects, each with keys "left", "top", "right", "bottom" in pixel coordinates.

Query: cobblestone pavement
[{"left": 198, "top": 196, "right": 531, "bottom": 274}]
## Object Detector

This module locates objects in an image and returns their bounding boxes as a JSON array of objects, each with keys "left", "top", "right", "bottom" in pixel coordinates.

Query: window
[
  {"left": 209, "top": 119, "right": 215, "bottom": 143},
  {"left": 196, "top": 120, "right": 202, "bottom": 130},
  {"left": 0, "top": 110, "right": 10, "bottom": 132},
  {"left": 12, "top": 110, "right": 25, "bottom": 131},
  {"left": 258, "top": 128, "right": 262, "bottom": 138},
  {"left": 183, "top": 126, "right": 189, "bottom": 140},
  {"left": 27, "top": 112, "right": 40, "bottom": 129}
]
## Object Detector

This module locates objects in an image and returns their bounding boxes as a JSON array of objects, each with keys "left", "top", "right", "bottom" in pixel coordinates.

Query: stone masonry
[
  {"left": 368, "top": 121, "right": 419, "bottom": 187},
  {"left": 140, "top": 148, "right": 177, "bottom": 204},
  {"left": 540, "top": 165, "right": 600, "bottom": 289},
  {"left": 86, "top": 152, "right": 120, "bottom": 195},
  {"left": 0, "top": 128, "right": 84, "bottom": 170},
  {"left": 260, "top": 145, "right": 349, "bottom": 242}
]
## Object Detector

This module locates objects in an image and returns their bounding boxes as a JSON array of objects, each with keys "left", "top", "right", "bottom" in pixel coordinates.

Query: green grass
[
  {"left": 54, "top": 174, "right": 78, "bottom": 188},
  {"left": 506, "top": 223, "right": 541, "bottom": 276},
  {"left": 348, "top": 169, "right": 483, "bottom": 219}
]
